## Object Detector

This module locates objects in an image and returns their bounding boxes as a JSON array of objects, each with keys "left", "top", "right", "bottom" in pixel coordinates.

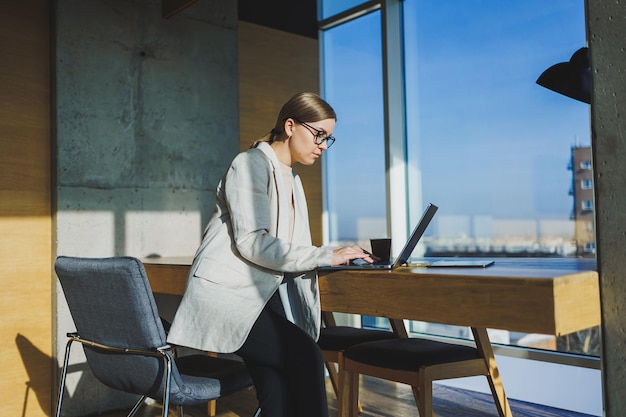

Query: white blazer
[{"left": 167, "top": 142, "right": 334, "bottom": 353}]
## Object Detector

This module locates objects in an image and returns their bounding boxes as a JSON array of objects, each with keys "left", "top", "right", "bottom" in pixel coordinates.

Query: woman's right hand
[{"left": 331, "top": 246, "right": 377, "bottom": 266}]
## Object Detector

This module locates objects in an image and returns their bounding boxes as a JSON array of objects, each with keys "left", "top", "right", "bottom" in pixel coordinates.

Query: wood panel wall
[
  {"left": 238, "top": 21, "right": 323, "bottom": 245},
  {"left": 0, "top": 1, "right": 52, "bottom": 417}
]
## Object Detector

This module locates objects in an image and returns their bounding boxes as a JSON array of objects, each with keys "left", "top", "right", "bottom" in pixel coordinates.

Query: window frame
[{"left": 318, "top": 0, "right": 600, "bottom": 399}]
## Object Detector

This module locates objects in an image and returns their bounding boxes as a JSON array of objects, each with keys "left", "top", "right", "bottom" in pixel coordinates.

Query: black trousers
[{"left": 236, "top": 303, "right": 329, "bottom": 417}]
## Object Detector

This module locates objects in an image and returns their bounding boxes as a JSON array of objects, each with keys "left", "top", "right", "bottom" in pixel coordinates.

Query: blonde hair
[{"left": 250, "top": 92, "right": 336, "bottom": 148}]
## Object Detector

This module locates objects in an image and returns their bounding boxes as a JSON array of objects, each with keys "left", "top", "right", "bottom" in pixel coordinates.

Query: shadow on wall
[
  {"left": 15, "top": 334, "right": 54, "bottom": 417},
  {"left": 16, "top": 333, "right": 137, "bottom": 417}
]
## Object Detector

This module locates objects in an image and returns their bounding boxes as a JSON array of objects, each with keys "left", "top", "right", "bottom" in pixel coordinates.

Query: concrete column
[
  {"left": 53, "top": 0, "right": 238, "bottom": 414},
  {"left": 586, "top": 0, "right": 626, "bottom": 415}
]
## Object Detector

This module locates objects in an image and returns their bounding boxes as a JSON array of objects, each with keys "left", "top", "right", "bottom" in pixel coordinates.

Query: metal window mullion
[
  {"left": 381, "top": 0, "right": 409, "bottom": 254},
  {"left": 318, "top": 0, "right": 381, "bottom": 31}
]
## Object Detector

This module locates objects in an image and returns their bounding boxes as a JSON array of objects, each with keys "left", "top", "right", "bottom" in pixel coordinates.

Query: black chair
[
  {"left": 317, "top": 312, "right": 396, "bottom": 412},
  {"left": 54, "top": 256, "right": 256, "bottom": 417},
  {"left": 339, "top": 334, "right": 512, "bottom": 417}
]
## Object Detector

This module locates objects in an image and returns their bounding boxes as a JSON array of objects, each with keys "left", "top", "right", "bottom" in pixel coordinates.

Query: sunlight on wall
[
  {"left": 57, "top": 211, "right": 115, "bottom": 257},
  {"left": 125, "top": 210, "right": 202, "bottom": 258}
]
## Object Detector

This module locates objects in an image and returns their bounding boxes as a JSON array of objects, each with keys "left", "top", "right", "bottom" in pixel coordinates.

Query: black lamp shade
[{"left": 536, "top": 47, "right": 591, "bottom": 104}]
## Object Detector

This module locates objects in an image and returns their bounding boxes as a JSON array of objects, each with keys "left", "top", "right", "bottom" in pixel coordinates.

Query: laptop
[
  {"left": 319, "top": 203, "right": 438, "bottom": 271},
  {"left": 427, "top": 259, "right": 495, "bottom": 268}
]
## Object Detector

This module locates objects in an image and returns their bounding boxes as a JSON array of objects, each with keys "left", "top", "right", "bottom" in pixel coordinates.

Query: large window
[
  {"left": 321, "top": 0, "right": 596, "bottom": 356},
  {"left": 405, "top": 1, "right": 590, "bottom": 260},
  {"left": 322, "top": 10, "right": 387, "bottom": 247}
]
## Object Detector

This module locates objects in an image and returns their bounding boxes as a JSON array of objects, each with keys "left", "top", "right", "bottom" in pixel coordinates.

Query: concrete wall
[
  {"left": 53, "top": 0, "right": 238, "bottom": 414},
  {"left": 587, "top": 0, "right": 626, "bottom": 415}
]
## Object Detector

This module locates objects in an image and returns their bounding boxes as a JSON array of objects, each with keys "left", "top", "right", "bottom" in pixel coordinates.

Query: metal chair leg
[
  {"left": 54, "top": 338, "right": 74, "bottom": 417},
  {"left": 56, "top": 337, "right": 149, "bottom": 417},
  {"left": 161, "top": 352, "right": 173, "bottom": 417},
  {"left": 126, "top": 395, "right": 147, "bottom": 417}
]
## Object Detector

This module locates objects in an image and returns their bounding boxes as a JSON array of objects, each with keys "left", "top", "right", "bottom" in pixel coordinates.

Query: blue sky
[{"left": 323, "top": 0, "right": 590, "bottom": 240}]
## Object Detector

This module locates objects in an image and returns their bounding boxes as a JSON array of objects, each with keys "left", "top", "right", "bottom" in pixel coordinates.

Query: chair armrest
[{"left": 66, "top": 333, "right": 173, "bottom": 358}]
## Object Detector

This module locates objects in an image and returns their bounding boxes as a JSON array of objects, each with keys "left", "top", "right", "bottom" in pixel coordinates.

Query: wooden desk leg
[
  {"left": 389, "top": 319, "right": 422, "bottom": 410},
  {"left": 471, "top": 327, "right": 513, "bottom": 417},
  {"left": 389, "top": 318, "right": 409, "bottom": 338},
  {"left": 389, "top": 319, "right": 423, "bottom": 413}
]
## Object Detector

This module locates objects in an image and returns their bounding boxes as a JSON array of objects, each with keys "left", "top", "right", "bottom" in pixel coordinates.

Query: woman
[{"left": 167, "top": 92, "right": 374, "bottom": 416}]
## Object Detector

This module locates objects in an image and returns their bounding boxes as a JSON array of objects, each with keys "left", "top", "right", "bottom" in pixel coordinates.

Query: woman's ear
[{"left": 283, "top": 117, "right": 296, "bottom": 139}]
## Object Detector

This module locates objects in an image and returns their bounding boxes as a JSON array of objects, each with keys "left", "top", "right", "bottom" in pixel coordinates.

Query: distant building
[{"left": 569, "top": 146, "right": 596, "bottom": 257}]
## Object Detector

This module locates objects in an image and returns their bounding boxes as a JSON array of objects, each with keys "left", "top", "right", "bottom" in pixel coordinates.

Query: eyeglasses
[{"left": 292, "top": 118, "right": 336, "bottom": 149}]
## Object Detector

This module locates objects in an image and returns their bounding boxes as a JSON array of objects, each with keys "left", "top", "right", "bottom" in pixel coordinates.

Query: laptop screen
[{"left": 392, "top": 203, "right": 438, "bottom": 267}]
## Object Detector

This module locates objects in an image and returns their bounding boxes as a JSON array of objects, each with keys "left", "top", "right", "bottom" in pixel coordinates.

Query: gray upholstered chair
[{"left": 54, "top": 256, "right": 256, "bottom": 417}]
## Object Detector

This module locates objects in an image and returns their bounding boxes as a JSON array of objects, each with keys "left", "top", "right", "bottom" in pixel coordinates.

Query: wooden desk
[
  {"left": 143, "top": 257, "right": 601, "bottom": 417},
  {"left": 144, "top": 257, "right": 600, "bottom": 335},
  {"left": 318, "top": 258, "right": 600, "bottom": 336},
  {"left": 318, "top": 258, "right": 600, "bottom": 417}
]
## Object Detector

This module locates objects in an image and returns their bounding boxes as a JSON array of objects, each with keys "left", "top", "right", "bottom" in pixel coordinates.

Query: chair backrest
[{"left": 55, "top": 256, "right": 173, "bottom": 397}]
